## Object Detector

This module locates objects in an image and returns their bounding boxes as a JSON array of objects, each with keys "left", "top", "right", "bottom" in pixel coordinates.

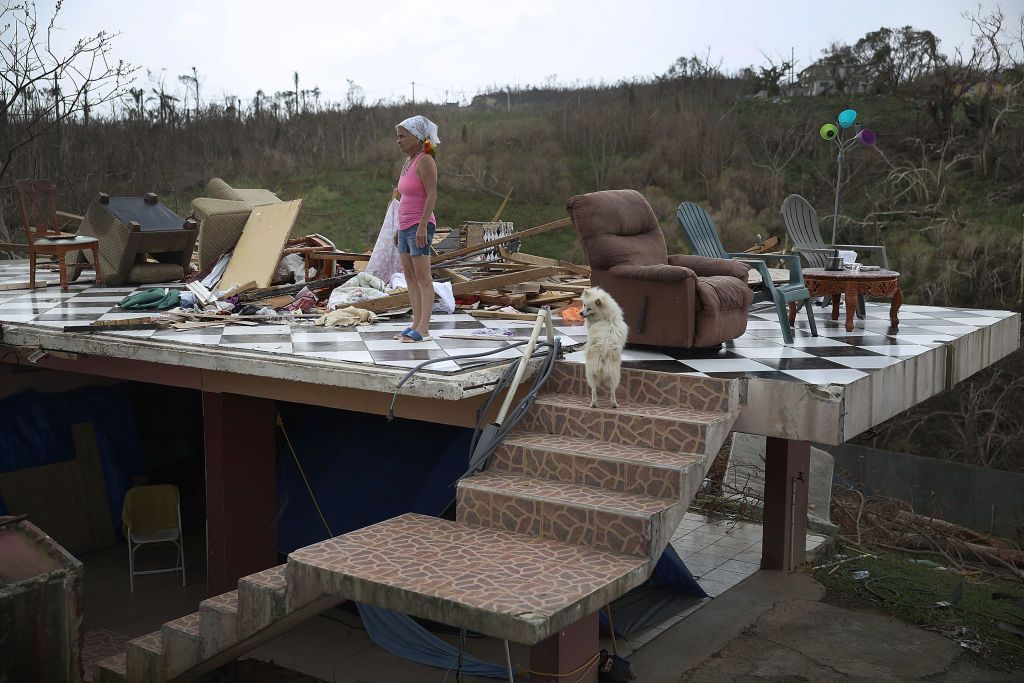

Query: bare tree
[
  {"left": 0, "top": 1, "right": 135, "bottom": 183},
  {"left": 178, "top": 65, "right": 201, "bottom": 119}
]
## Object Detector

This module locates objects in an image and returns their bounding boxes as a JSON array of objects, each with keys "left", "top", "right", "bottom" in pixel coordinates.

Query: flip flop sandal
[
  {"left": 400, "top": 330, "right": 432, "bottom": 343},
  {"left": 394, "top": 327, "right": 413, "bottom": 340}
]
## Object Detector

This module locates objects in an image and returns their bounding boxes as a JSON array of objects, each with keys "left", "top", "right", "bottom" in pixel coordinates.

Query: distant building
[{"left": 794, "top": 62, "right": 871, "bottom": 96}]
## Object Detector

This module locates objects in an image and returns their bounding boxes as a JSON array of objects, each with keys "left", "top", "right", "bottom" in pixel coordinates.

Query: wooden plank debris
[
  {"left": 479, "top": 291, "right": 527, "bottom": 308},
  {"left": 467, "top": 310, "right": 541, "bottom": 321},
  {"left": 64, "top": 322, "right": 168, "bottom": 332},
  {"left": 352, "top": 266, "right": 560, "bottom": 313},
  {"left": 90, "top": 317, "right": 157, "bottom": 327},
  {"left": 498, "top": 247, "right": 591, "bottom": 276},
  {"left": 525, "top": 291, "right": 577, "bottom": 307},
  {"left": 0, "top": 280, "right": 50, "bottom": 291},
  {"left": 218, "top": 199, "right": 303, "bottom": 289},
  {"left": 431, "top": 217, "right": 571, "bottom": 265},
  {"left": 241, "top": 274, "right": 352, "bottom": 301}
]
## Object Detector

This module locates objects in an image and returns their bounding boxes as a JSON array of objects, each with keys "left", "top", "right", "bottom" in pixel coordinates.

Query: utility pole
[
  {"left": 411, "top": 81, "right": 415, "bottom": 106},
  {"left": 506, "top": 87, "right": 510, "bottom": 112}
]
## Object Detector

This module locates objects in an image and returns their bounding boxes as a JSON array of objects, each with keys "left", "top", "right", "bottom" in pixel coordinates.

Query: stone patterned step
[
  {"left": 238, "top": 564, "right": 288, "bottom": 638},
  {"left": 457, "top": 470, "right": 678, "bottom": 561},
  {"left": 125, "top": 631, "right": 164, "bottom": 682},
  {"left": 198, "top": 589, "right": 238, "bottom": 659},
  {"left": 286, "top": 513, "right": 649, "bottom": 645},
  {"left": 161, "top": 612, "right": 200, "bottom": 678},
  {"left": 493, "top": 430, "right": 704, "bottom": 501},
  {"left": 548, "top": 362, "right": 737, "bottom": 413},
  {"left": 93, "top": 652, "right": 127, "bottom": 683},
  {"left": 519, "top": 392, "right": 733, "bottom": 457}
]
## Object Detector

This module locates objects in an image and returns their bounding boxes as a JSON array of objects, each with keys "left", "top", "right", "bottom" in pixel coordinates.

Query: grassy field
[{"left": 814, "top": 550, "right": 1024, "bottom": 671}]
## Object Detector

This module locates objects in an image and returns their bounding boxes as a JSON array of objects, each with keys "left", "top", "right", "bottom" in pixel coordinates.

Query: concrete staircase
[{"left": 94, "top": 362, "right": 738, "bottom": 681}]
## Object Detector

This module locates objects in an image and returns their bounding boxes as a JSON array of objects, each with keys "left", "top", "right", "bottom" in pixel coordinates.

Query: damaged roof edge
[{"left": 0, "top": 321, "right": 531, "bottom": 402}]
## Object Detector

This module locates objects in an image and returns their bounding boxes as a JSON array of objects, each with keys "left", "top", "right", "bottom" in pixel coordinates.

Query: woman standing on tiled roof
[{"left": 393, "top": 115, "right": 440, "bottom": 343}]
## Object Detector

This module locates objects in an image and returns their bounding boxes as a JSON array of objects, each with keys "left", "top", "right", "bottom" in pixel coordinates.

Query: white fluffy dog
[{"left": 579, "top": 287, "right": 628, "bottom": 409}]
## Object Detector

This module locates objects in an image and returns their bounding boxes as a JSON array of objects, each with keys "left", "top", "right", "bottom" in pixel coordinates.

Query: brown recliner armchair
[{"left": 567, "top": 189, "right": 752, "bottom": 348}]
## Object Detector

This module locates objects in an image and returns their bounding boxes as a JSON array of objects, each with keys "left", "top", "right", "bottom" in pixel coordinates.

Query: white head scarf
[{"left": 397, "top": 115, "right": 441, "bottom": 146}]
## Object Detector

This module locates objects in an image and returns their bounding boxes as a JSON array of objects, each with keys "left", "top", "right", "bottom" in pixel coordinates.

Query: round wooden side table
[{"left": 789, "top": 268, "right": 902, "bottom": 332}]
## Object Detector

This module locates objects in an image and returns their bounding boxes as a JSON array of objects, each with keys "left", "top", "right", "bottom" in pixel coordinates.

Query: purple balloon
[{"left": 857, "top": 128, "right": 877, "bottom": 145}]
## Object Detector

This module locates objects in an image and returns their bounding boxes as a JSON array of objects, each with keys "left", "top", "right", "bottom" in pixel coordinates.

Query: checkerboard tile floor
[
  {"left": 1, "top": 259, "right": 1012, "bottom": 378},
  {"left": 0, "top": 261, "right": 585, "bottom": 374},
  {"left": 562, "top": 301, "right": 1014, "bottom": 384}
]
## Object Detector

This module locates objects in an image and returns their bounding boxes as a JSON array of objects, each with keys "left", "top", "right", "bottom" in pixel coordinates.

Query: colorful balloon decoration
[
  {"left": 837, "top": 108, "right": 857, "bottom": 128},
  {"left": 818, "top": 109, "right": 878, "bottom": 243}
]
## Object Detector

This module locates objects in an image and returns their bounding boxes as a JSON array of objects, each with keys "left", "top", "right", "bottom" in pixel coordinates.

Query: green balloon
[{"left": 819, "top": 123, "right": 838, "bottom": 140}]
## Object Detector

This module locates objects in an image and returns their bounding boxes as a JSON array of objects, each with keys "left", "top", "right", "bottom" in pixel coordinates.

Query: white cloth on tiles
[
  {"left": 388, "top": 272, "right": 455, "bottom": 314},
  {"left": 366, "top": 199, "right": 403, "bottom": 282}
]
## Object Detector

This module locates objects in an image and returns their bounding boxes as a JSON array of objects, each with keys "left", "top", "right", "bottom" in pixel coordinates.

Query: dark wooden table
[{"left": 789, "top": 268, "right": 902, "bottom": 332}]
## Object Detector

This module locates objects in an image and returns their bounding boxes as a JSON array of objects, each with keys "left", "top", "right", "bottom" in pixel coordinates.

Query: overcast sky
[{"left": 40, "top": 0, "right": 1018, "bottom": 106}]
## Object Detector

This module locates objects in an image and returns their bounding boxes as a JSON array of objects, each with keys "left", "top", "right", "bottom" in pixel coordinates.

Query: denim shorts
[{"left": 396, "top": 223, "right": 436, "bottom": 256}]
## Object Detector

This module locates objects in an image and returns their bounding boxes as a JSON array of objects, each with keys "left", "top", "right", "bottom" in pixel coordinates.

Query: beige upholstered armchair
[{"left": 192, "top": 178, "right": 281, "bottom": 270}]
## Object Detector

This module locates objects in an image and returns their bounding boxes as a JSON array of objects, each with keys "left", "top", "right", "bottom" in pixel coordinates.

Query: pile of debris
[
  {"left": 830, "top": 486, "right": 1024, "bottom": 585},
  {"left": 68, "top": 210, "right": 591, "bottom": 334}
]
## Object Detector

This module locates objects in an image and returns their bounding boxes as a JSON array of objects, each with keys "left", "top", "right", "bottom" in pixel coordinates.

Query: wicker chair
[{"left": 192, "top": 178, "right": 281, "bottom": 270}]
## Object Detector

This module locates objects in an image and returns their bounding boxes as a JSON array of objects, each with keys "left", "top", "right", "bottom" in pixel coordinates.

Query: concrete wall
[
  {"left": 0, "top": 519, "right": 84, "bottom": 682},
  {"left": 830, "top": 443, "right": 1024, "bottom": 539}
]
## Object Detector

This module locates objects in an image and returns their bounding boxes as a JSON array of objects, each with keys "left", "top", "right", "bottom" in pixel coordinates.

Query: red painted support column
[
  {"left": 761, "top": 437, "right": 810, "bottom": 571},
  {"left": 203, "top": 392, "right": 277, "bottom": 595},
  {"left": 529, "top": 611, "right": 599, "bottom": 683}
]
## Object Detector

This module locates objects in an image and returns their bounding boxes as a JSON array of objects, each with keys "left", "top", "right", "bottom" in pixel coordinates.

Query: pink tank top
[{"left": 397, "top": 153, "right": 436, "bottom": 230}]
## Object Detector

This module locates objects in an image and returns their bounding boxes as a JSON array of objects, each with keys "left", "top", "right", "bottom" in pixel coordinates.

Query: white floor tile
[
  {"left": 866, "top": 344, "right": 934, "bottom": 357},
  {"left": 364, "top": 339, "right": 441, "bottom": 351},
  {"left": 781, "top": 369, "right": 868, "bottom": 384},
  {"left": 732, "top": 346, "right": 815, "bottom": 359},
  {"left": 678, "top": 359, "right": 774, "bottom": 372},
  {"left": 294, "top": 351, "right": 374, "bottom": 363},
  {"left": 827, "top": 355, "right": 902, "bottom": 369},
  {"left": 222, "top": 324, "right": 291, "bottom": 336}
]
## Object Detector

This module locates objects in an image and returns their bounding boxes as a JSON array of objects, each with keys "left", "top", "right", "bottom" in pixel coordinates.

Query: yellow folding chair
[{"left": 121, "top": 484, "right": 186, "bottom": 592}]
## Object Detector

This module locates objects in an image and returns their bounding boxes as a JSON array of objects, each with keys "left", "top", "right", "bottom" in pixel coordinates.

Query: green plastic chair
[{"left": 676, "top": 202, "right": 817, "bottom": 345}]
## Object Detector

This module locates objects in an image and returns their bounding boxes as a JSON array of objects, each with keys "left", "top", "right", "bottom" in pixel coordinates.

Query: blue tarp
[
  {"left": 275, "top": 403, "right": 472, "bottom": 553},
  {"left": 0, "top": 386, "right": 141, "bottom": 531}
]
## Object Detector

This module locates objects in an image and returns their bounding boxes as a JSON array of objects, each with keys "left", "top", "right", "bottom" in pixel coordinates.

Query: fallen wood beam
[
  {"left": 458, "top": 262, "right": 534, "bottom": 272},
  {"left": 743, "top": 236, "right": 780, "bottom": 254},
  {"left": 0, "top": 280, "right": 49, "bottom": 291},
  {"left": 431, "top": 218, "right": 571, "bottom": 265},
  {"left": 352, "top": 267, "right": 560, "bottom": 313},
  {"left": 56, "top": 210, "right": 84, "bottom": 223},
  {"left": 241, "top": 274, "right": 353, "bottom": 302},
  {"left": 540, "top": 283, "right": 589, "bottom": 294},
  {"left": 217, "top": 280, "right": 258, "bottom": 301},
  {"left": 526, "top": 291, "right": 577, "bottom": 306},
  {"left": 64, "top": 322, "right": 168, "bottom": 333},
  {"left": 440, "top": 333, "right": 519, "bottom": 342},
  {"left": 498, "top": 247, "right": 591, "bottom": 276},
  {"left": 478, "top": 291, "right": 527, "bottom": 308},
  {"left": 437, "top": 267, "right": 470, "bottom": 283},
  {"left": 468, "top": 310, "right": 541, "bottom": 321},
  {"left": 90, "top": 317, "right": 157, "bottom": 327}
]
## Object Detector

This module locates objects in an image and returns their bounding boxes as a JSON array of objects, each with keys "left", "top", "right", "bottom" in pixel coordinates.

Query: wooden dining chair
[{"left": 15, "top": 179, "right": 101, "bottom": 290}]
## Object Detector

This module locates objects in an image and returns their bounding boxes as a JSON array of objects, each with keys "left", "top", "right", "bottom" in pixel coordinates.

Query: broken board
[
  {"left": 218, "top": 199, "right": 303, "bottom": 289},
  {"left": 0, "top": 423, "right": 115, "bottom": 553}
]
